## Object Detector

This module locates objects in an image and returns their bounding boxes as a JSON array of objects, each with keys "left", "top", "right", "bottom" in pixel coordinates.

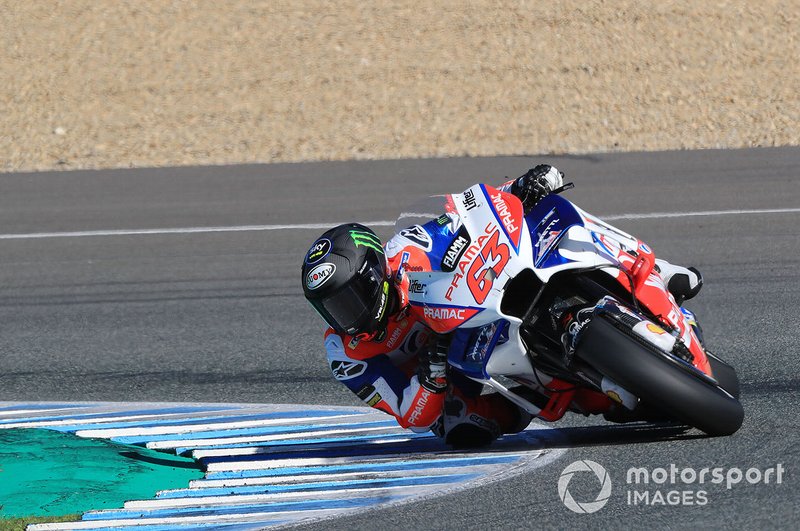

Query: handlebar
[{"left": 552, "top": 182, "right": 575, "bottom": 195}]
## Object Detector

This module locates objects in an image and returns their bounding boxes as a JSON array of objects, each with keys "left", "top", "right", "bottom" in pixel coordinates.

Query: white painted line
[
  {"left": 27, "top": 507, "right": 354, "bottom": 530},
  {"left": 204, "top": 450, "right": 530, "bottom": 472},
  {"left": 0, "top": 221, "right": 396, "bottom": 240},
  {"left": 75, "top": 413, "right": 370, "bottom": 438},
  {"left": 0, "top": 411, "right": 228, "bottom": 430},
  {"left": 190, "top": 465, "right": 503, "bottom": 489},
  {"left": 0, "top": 407, "right": 91, "bottom": 419},
  {"left": 147, "top": 425, "right": 403, "bottom": 451},
  {"left": 602, "top": 207, "right": 800, "bottom": 220},
  {"left": 190, "top": 435, "right": 417, "bottom": 459},
  {"left": 125, "top": 483, "right": 442, "bottom": 510},
  {"left": 2, "top": 207, "right": 798, "bottom": 241}
]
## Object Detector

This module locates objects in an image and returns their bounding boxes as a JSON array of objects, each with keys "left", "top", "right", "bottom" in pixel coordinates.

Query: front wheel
[
  {"left": 706, "top": 351, "right": 740, "bottom": 400},
  {"left": 575, "top": 315, "right": 744, "bottom": 436}
]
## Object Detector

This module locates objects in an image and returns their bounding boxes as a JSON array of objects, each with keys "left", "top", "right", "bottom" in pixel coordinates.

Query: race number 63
[{"left": 467, "top": 230, "right": 510, "bottom": 304}]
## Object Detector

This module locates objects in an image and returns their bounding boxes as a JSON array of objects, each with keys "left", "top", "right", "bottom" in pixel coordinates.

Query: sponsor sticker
[
  {"left": 409, "top": 279, "right": 426, "bottom": 294},
  {"left": 374, "top": 281, "right": 389, "bottom": 321},
  {"left": 306, "top": 238, "right": 332, "bottom": 264},
  {"left": 462, "top": 189, "right": 478, "bottom": 211},
  {"left": 424, "top": 306, "right": 466, "bottom": 320},
  {"left": 466, "top": 322, "right": 498, "bottom": 363},
  {"left": 356, "top": 384, "right": 376, "bottom": 400},
  {"left": 395, "top": 251, "right": 411, "bottom": 281},
  {"left": 347, "top": 336, "right": 361, "bottom": 349},
  {"left": 441, "top": 225, "right": 471, "bottom": 272},
  {"left": 490, "top": 192, "right": 520, "bottom": 244},
  {"left": 534, "top": 209, "right": 561, "bottom": 262},
  {"left": 306, "top": 262, "right": 336, "bottom": 290},
  {"left": 384, "top": 320, "right": 407, "bottom": 350}
]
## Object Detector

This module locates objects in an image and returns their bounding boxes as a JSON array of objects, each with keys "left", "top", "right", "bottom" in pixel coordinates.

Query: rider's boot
[
  {"left": 654, "top": 259, "right": 706, "bottom": 345},
  {"left": 655, "top": 259, "right": 703, "bottom": 304}
]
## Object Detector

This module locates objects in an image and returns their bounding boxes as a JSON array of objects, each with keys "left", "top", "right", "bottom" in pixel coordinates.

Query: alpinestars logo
[
  {"left": 330, "top": 360, "right": 367, "bottom": 381},
  {"left": 399, "top": 225, "right": 433, "bottom": 251}
]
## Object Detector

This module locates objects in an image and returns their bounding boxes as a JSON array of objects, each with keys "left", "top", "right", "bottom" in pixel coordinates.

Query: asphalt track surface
[{"left": 1, "top": 147, "right": 798, "bottom": 529}]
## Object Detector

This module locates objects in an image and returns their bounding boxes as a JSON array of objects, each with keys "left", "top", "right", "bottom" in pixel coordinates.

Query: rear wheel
[{"left": 575, "top": 315, "right": 743, "bottom": 436}]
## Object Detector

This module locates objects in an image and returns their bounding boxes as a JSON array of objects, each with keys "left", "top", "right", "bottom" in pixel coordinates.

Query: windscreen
[{"left": 394, "top": 194, "right": 454, "bottom": 233}]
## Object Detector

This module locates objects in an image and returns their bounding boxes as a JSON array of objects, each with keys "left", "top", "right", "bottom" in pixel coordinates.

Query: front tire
[
  {"left": 575, "top": 315, "right": 744, "bottom": 436},
  {"left": 707, "top": 351, "right": 741, "bottom": 400}
]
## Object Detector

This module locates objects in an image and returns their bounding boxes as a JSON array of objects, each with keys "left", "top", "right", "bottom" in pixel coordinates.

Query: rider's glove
[
  {"left": 509, "top": 164, "right": 565, "bottom": 213},
  {"left": 418, "top": 334, "right": 449, "bottom": 393}
]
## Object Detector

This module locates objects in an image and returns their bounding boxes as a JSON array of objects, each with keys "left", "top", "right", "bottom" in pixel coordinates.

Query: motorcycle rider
[{"left": 301, "top": 165, "right": 703, "bottom": 447}]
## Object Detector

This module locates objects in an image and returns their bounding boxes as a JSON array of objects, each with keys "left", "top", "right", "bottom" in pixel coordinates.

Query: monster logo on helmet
[{"left": 350, "top": 230, "right": 384, "bottom": 254}]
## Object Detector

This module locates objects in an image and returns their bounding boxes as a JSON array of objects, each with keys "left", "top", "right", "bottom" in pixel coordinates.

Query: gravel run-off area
[{"left": 1, "top": 1, "right": 798, "bottom": 172}]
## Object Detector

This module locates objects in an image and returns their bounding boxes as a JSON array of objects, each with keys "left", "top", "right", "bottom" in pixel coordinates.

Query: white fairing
[{"left": 403, "top": 184, "right": 643, "bottom": 414}]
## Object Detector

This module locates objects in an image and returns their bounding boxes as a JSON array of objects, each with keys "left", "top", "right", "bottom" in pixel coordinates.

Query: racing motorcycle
[{"left": 397, "top": 183, "right": 743, "bottom": 436}]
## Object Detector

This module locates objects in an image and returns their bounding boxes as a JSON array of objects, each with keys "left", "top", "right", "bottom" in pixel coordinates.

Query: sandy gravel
[{"left": 1, "top": 1, "right": 798, "bottom": 172}]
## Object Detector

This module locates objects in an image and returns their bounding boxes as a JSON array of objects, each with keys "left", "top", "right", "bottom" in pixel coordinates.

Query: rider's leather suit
[{"left": 323, "top": 180, "right": 529, "bottom": 439}]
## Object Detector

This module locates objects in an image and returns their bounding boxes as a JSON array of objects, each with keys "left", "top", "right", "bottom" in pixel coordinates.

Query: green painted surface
[
  {"left": 0, "top": 514, "right": 80, "bottom": 531},
  {"left": 0, "top": 428, "right": 203, "bottom": 518}
]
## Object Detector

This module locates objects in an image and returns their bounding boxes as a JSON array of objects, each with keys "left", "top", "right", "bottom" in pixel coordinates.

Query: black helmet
[{"left": 302, "top": 223, "right": 393, "bottom": 339}]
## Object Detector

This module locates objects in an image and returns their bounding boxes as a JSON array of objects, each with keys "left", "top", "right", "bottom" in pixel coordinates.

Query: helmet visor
[{"left": 310, "top": 263, "right": 386, "bottom": 335}]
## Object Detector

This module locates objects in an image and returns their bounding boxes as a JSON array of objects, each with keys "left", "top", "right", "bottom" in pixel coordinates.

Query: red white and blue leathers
[{"left": 323, "top": 240, "right": 444, "bottom": 431}]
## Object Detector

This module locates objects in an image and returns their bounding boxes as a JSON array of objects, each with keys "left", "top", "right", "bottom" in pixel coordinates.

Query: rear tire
[{"left": 576, "top": 316, "right": 744, "bottom": 436}]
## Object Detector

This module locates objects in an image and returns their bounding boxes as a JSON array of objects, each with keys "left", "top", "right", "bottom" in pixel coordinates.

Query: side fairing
[
  {"left": 403, "top": 187, "right": 641, "bottom": 332},
  {"left": 523, "top": 194, "right": 626, "bottom": 282},
  {"left": 405, "top": 184, "right": 536, "bottom": 333}
]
